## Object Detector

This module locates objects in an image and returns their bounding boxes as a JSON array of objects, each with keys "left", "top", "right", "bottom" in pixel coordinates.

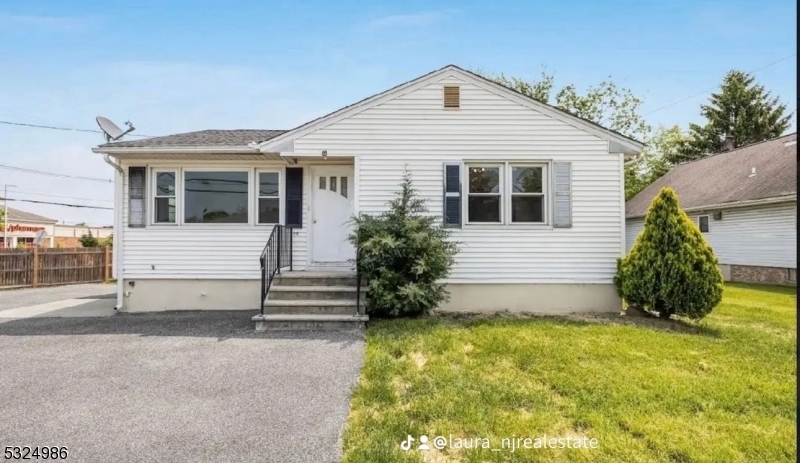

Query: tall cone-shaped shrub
[{"left": 614, "top": 188, "right": 723, "bottom": 319}]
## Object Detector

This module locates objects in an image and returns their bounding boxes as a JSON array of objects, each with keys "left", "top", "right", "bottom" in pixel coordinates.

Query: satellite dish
[
  {"left": 33, "top": 229, "right": 47, "bottom": 246},
  {"left": 96, "top": 116, "right": 136, "bottom": 142}
]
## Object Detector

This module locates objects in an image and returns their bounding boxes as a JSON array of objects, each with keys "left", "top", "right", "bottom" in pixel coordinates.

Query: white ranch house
[{"left": 93, "top": 65, "right": 645, "bottom": 328}]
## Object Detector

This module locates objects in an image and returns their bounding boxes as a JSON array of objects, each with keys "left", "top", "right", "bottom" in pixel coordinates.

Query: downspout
[{"left": 103, "top": 154, "right": 125, "bottom": 310}]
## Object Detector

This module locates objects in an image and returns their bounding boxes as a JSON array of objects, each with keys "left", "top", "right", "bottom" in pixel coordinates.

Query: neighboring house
[
  {"left": 92, "top": 64, "right": 644, "bottom": 318},
  {"left": 0, "top": 203, "right": 112, "bottom": 248},
  {"left": 0, "top": 205, "right": 58, "bottom": 248},
  {"left": 626, "top": 133, "right": 797, "bottom": 286}
]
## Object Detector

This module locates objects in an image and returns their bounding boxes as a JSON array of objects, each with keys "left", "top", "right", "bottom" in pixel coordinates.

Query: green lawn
[{"left": 341, "top": 284, "right": 796, "bottom": 463}]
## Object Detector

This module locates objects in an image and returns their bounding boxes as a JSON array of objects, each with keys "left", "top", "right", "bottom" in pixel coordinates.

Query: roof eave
[
  {"left": 92, "top": 146, "right": 261, "bottom": 154},
  {"left": 626, "top": 194, "right": 798, "bottom": 219}
]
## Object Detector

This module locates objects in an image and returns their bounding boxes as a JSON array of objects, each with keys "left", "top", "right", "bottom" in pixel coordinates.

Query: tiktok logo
[
  {"left": 400, "top": 435, "right": 430, "bottom": 451},
  {"left": 400, "top": 435, "right": 415, "bottom": 451}
]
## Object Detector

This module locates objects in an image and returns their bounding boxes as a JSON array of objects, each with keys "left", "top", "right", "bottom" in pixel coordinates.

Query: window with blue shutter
[
  {"left": 443, "top": 163, "right": 462, "bottom": 228},
  {"left": 285, "top": 167, "right": 303, "bottom": 228}
]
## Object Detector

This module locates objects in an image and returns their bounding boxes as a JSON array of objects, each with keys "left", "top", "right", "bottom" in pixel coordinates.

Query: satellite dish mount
[{"left": 96, "top": 116, "right": 136, "bottom": 142}]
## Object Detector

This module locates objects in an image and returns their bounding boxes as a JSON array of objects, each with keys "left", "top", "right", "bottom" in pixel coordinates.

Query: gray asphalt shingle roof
[
  {"left": 626, "top": 133, "right": 797, "bottom": 219},
  {"left": 1, "top": 204, "right": 58, "bottom": 223},
  {"left": 98, "top": 129, "right": 286, "bottom": 148}
]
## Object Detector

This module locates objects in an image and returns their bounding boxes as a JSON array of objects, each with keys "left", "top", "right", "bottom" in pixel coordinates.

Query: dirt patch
[{"left": 411, "top": 352, "right": 427, "bottom": 369}]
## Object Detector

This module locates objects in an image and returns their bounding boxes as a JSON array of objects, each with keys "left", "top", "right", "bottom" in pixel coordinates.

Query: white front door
[{"left": 311, "top": 165, "right": 355, "bottom": 264}]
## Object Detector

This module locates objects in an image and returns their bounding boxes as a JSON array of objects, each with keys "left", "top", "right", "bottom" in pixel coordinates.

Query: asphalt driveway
[
  {"left": 0, "top": 283, "right": 116, "bottom": 319},
  {"left": 0, "top": 309, "right": 365, "bottom": 462}
]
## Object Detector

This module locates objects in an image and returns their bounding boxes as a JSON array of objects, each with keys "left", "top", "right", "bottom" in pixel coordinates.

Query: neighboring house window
[
  {"left": 258, "top": 171, "right": 280, "bottom": 224},
  {"left": 698, "top": 215, "right": 710, "bottom": 233},
  {"left": 467, "top": 165, "right": 502, "bottom": 223},
  {"left": 510, "top": 165, "right": 546, "bottom": 223},
  {"left": 153, "top": 170, "right": 177, "bottom": 224},
  {"left": 184, "top": 171, "right": 249, "bottom": 224}
]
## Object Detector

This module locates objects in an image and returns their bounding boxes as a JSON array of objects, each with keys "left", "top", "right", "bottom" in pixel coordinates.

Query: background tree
[
  {"left": 625, "top": 125, "right": 691, "bottom": 199},
  {"left": 614, "top": 188, "right": 723, "bottom": 320},
  {"left": 101, "top": 233, "right": 113, "bottom": 247},
  {"left": 478, "top": 68, "right": 650, "bottom": 141},
  {"left": 673, "top": 70, "right": 792, "bottom": 163},
  {"left": 79, "top": 231, "right": 100, "bottom": 248}
]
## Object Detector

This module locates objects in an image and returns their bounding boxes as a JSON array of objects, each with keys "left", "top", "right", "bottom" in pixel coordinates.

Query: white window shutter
[{"left": 553, "top": 162, "right": 572, "bottom": 228}]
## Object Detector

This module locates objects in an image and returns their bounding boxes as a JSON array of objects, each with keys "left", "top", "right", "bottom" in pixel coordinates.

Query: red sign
[{"left": 5, "top": 224, "right": 45, "bottom": 233}]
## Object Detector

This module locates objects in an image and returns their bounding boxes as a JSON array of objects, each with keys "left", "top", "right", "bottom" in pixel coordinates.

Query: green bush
[
  {"left": 79, "top": 232, "right": 100, "bottom": 248},
  {"left": 349, "top": 169, "right": 459, "bottom": 318},
  {"left": 614, "top": 187, "right": 723, "bottom": 319}
]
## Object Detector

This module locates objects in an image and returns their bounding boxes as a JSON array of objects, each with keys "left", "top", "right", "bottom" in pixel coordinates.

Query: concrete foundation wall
[
  {"left": 729, "top": 265, "right": 796, "bottom": 286},
  {"left": 122, "top": 279, "right": 260, "bottom": 312},
  {"left": 122, "top": 279, "right": 622, "bottom": 313},
  {"left": 719, "top": 264, "right": 732, "bottom": 281},
  {"left": 439, "top": 283, "right": 622, "bottom": 313}
]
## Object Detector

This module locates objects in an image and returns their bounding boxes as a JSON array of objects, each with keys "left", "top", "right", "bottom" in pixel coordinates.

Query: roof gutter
[
  {"left": 102, "top": 154, "right": 123, "bottom": 174},
  {"left": 92, "top": 146, "right": 260, "bottom": 155},
  {"left": 626, "top": 194, "right": 798, "bottom": 219}
]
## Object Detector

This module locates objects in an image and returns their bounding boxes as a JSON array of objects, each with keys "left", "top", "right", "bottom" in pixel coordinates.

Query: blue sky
[{"left": 0, "top": 0, "right": 796, "bottom": 224}]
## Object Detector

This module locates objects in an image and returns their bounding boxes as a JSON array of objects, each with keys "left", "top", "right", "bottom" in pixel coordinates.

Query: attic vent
[{"left": 443, "top": 86, "right": 460, "bottom": 108}]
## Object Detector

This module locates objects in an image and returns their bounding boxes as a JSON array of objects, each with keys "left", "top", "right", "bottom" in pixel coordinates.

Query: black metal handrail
[
  {"left": 260, "top": 225, "right": 292, "bottom": 315},
  {"left": 355, "top": 244, "right": 362, "bottom": 316}
]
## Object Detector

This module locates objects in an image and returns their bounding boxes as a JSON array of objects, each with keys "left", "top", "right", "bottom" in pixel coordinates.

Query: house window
[
  {"left": 319, "top": 176, "right": 326, "bottom": 190},
  {"left": 467, "top": 165, "right": 502, "bottom": 223},
  {"left": 698, "top": 215, "right": 710, "bottom": 233},
  {"left": 340, "top": 176, "right": 348, "bottom": 198},
  {"left": 330, "top": 176, "right": 337, "bottom": 193},
  {"left": 465, "top": 163, "right": 549, "bottom": 224},
  {"left": 510, "top": 165, "right": 545, "bottom": 223},
  {"left": 258, "top": 171, "right": 280, "bottom": 224},
  {"left": 153, "top": 170, "right": 176, "bottom": 224},
  {"left": 184, "top": 171, "right": 249, "bottom": 223}
]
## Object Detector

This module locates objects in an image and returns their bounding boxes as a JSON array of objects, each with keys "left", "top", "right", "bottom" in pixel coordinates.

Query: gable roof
[
  {"left": 98, "top": 129, "right": 286, "bottom": 149},
  {"left": 1, "top": 204, "right": 58, "bottom": 224},
  {"left": 255, "top": 64, "right": 646, "bottom": 154},
  {"left": 626, "top": 133, "right": 797, "bottom": 219}
]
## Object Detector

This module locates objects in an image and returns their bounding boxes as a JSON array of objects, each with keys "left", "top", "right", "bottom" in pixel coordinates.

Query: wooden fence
[{"left": 0, "top": 247, "right": 112, "bottom": 289}]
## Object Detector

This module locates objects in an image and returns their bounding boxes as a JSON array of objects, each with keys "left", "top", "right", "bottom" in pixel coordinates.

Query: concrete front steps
[{"left": 252, "top": 271, "right": 368, "bottom": 331}]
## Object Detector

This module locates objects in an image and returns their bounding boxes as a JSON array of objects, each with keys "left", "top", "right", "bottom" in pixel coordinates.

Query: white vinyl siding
[
  {"left": 120, "top": 160, "right": 309, "bottom": 279},
  {"left": 295, "top": 76, "right": 622, "bottom": 283},
  {"left": 625, "top": 201, "right": 797, "bottom": 269}
]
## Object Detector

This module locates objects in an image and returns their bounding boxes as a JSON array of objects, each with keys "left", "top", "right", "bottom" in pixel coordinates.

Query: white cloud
[{"left": 367, "top": 11, "right": 449, "bottom": 30}]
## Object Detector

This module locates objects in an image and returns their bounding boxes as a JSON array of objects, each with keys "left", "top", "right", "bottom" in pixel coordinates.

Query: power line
[
  {"left": 0, "top": 164, "right": 112, "bottom": 183},
  {"left": 643, "top": 53, "right": 797, "bottom": 116},
  {"left": 13, "top": 190, "right": 112, "bottom": 203},
  {"left": 1, "top": 197, "right": 113, "bottom": 210},
  {"left": 0, "top": 119, "right": 156, "bottom": 138}
]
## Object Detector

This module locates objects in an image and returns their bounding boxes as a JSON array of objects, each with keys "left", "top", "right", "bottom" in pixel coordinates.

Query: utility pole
[{"left": 3, "top": 184, "right": 15, "bottom": 248}]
